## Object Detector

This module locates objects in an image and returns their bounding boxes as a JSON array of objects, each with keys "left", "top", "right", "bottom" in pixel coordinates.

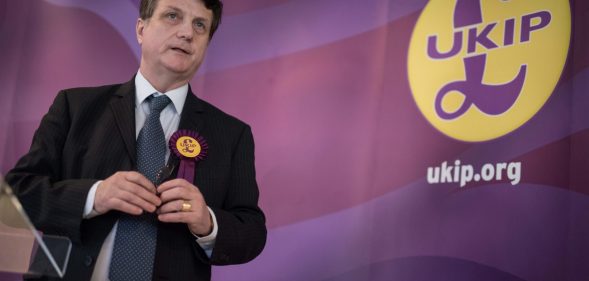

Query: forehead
[{"left": 155, "top": 0, "right": 213, "bottom": 20}]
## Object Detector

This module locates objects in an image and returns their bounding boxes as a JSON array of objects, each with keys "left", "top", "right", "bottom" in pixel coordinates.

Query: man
[{"left": 5, "top": 0, "right": 266, "bottom": 280}]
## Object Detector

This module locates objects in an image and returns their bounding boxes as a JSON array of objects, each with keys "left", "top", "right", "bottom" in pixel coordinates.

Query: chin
[{"left": 163, "top": 63, "right": 192, "bottom": 74}]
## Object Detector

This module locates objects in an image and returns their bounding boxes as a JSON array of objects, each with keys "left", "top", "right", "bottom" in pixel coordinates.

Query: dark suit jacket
[{"left": 6, "top": 78, "right": 267, "bottom": 281}]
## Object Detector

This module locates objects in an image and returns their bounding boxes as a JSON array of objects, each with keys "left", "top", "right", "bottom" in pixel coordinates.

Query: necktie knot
[{"left": 148, "top": 94, "right": 172, "bottom": 115}]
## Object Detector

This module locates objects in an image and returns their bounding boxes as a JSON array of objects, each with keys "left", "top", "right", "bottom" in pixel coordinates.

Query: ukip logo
[
  {"left": 408, "top": 0, "right": 570, "bottom": 142},
  {"left": 181, "top": 138, "right": 197, "bottom": 154}
]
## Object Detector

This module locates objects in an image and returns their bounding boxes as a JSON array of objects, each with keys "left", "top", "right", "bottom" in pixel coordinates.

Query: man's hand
[
  {"left": 157, "top": 179, "right": 212, "bottom": 236},
  {"left": 94, "top": 171, "right": 162, "bottom": 215}
]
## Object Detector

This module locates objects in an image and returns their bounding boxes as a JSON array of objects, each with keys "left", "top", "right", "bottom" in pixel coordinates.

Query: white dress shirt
[{"left": 83, "top": 71, "right": 218, "bottom": 281}]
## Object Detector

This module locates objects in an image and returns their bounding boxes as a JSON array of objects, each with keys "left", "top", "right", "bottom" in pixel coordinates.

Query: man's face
[{"left": 136, "top": 0, "right": 213, "bottom": 82}]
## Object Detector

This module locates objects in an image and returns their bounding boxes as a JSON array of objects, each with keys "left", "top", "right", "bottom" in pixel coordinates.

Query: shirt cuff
[
  {"left": 83, "top": 181, "right": 101, "bottom": 219},
  {"left": 192, "top": 207, "right": 218, "bottom": 257}
]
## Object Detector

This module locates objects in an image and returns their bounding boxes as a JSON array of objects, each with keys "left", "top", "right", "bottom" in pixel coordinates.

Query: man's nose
[{"left": 176, "top": 21, "right": 193, "bottom": 41}]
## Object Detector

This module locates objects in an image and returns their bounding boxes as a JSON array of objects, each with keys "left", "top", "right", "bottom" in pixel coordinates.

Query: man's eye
[
  {"left": 194, "top": 22, "right": 207, "bottom": 31},
  {"left": 167, "top": 13, "right": 177, "bottom": 20}
]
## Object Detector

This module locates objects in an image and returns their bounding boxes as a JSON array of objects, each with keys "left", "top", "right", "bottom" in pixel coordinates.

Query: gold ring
[{"left": 181, "top": 201, "right": 192, "bottom": 212}]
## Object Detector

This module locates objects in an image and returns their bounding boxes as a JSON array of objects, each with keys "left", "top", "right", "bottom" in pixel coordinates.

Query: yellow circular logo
[
  {"left": 176, "top": 136, "right": 201, "bottom": 158},
  {"left": 408, "top": 0, "right": 570, "bottom": 142}
]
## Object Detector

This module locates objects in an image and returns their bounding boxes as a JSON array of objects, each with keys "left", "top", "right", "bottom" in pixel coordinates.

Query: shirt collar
[{"left": 134, "top": 70, "right": 188, "bottom": 115}]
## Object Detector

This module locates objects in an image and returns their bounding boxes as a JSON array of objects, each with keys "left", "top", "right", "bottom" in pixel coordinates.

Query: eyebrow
[
  {"left": 193, "top": 17, "right": 210, "bottom": 24},
  {"left": 162, "top": 5, "right": 182, "bottom": 13}
]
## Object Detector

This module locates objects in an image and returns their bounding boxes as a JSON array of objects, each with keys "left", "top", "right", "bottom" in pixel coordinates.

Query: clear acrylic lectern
[{"left": 0, "top": 175, "right": 72, "bottom": 278}]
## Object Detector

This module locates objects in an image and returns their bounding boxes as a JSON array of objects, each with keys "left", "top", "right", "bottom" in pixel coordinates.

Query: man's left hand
[{"left": 156, "top": 179, "right": 213, "bottom": 236}]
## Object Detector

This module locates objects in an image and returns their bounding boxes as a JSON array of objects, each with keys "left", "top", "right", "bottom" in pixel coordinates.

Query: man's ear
[{"left": 136, "top": 18, "right": 145, "bottom": 44}]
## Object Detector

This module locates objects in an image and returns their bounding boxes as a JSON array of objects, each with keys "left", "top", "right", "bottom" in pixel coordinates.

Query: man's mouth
[{"left": 171, "top": 47, "right": 190, "bottom": 55}]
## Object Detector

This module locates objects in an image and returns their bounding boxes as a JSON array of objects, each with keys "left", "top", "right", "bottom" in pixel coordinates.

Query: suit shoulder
[
  {"left": 52, "top": 82, "right": 134, "bottom": 112},
  {"left": 199, "top": 98, "right": 251, "bottom": 129},
  {"left": 61, "top": 83, "right": 121, "bottom": 93},
  {"left": 59, "top": 83, "right": 124, "bottom": 100}
]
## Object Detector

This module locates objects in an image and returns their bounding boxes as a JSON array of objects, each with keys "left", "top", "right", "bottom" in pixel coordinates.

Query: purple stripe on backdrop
[
  {"left": 0, "top": 0, "right": 29, "bottom": 175},
  {"left": 204, "top": 0, "right": 427, "bottom": 73},
  {"left": 321, "top": 256, "right": 527, "bottom": 281},
  {"left": 43, "top": 0, "right": 427, "bottom": 74},
  {"left": 213, "top": 181, "right": 575, "bottom": 281},
  {"left": 43, "top": 0, "right": 140, "bottom": 59}
]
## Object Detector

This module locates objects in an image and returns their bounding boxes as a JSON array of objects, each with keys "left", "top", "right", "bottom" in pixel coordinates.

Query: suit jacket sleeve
[
  {"left": 207, "top": 125, "right": 267, "bottom": 265},
  {"left": 5, "top": 91, "right": 95, "bottom": 243}
]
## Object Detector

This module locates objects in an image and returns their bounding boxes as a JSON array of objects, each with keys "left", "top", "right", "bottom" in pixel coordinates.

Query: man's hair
[{"left": 139, "top": 0, "right": 223, "bottom": 40}]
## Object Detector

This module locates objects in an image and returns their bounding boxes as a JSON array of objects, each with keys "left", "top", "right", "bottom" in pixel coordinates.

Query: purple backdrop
[{"left": 1, "top": 0, "right": 588, "bottom": 280}]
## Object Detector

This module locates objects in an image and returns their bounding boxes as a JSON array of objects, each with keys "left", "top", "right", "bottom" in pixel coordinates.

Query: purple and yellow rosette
[{"left": 169, "top": 129, "right": 208, "bottom": 183}]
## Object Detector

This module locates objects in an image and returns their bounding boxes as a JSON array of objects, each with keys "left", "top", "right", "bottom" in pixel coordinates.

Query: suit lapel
[
  {"left": 178, "top": 86, "right": 205, "bottom": 132},
  {"left": 110, "top": 79, "right": 137, "bottom": 166}
]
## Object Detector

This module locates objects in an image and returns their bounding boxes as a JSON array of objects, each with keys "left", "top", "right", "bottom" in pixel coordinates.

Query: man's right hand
[{"left": 94, "top": 171, "right": 161, "bottom": 215}]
